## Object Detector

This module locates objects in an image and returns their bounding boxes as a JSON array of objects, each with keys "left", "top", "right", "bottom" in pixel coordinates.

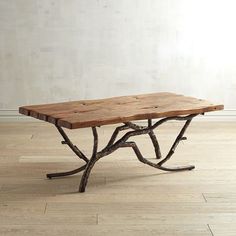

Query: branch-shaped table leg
[
  {"left": 105, "top": 124, "right": 130, "bottom": 148},
  {"left": 56, "top": 125, "right": 88, "bottom": 163},
  {"left": 157, "top": 119, "right": 192, "bottom": 166},
  {"left": 79, "top": 127, "right": 98, "bottom": 192},
  {"left": 47, "top": 114, "right": 198, "bottom": 192},
  {"left": 125, "top": 121, "right": 162, "bottom": 159},
  {"left": 120, "top": 141, "right": 194, "bottom": 171},
  {"left": 46, "top": 125, "right": 88, "bottom": 179},
  {"left": 149, "top": 130, "right": 162, "bottom": 159},
  {"left": 47, "top": 164, "right": 87, "bottom": 179},
  {"left": 118, "top": 117, "right": 195, "bottom": 171}
]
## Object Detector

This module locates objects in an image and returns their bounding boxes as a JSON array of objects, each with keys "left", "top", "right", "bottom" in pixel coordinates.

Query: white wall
[{"left": 0, "top": 0, "right": 235, "bottom": 113}]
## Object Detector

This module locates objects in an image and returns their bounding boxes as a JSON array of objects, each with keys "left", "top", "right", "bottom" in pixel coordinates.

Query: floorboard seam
[
  {"left": 207, "top": 224, "right": 214, "bottom": 236},
  {"left": 44, "top": 202, "right": 47, "bottom": 214},
  {"left": 202, "top": 193, "right": 207, "bottom": 202}
]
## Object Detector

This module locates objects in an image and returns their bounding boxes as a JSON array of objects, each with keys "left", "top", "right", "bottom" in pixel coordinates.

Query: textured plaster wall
[{"left": 0, "top": 0, "right": 235, "bottom": 110}]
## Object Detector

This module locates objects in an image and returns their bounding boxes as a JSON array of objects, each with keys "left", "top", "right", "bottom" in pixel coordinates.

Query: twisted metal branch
[
  {"left": 125, "top": 121, "right": 162, "bottom": 159},
  {"left": 79, "top": 127, "right": 98, "bottom": 192},
  {"left": 47, "top": 114, "right": 199, "bottom": 192},
  {"left": 119, "top": 116, "right": 195, "bottom": 171},
  {"left": 157, "top": 119, "right": 192, "bottom": 166},
  {"left": 56, "top": 125, "right": 88, "bottom": 163},
  {"left": 104, "top": 124, "right": 130, "bottom": 149},
  {"left": 120, "top": 141, "right": 194, "bottom": 171},
  {"left": 47, "top": 164, "right": 87, "bottom": 179},
  {"left": 148, "top": 130, "right": 162, "bottom": 159},
  {"left": 46, "top": 126, "right": 90, "bottom": 179},
  {"left": 96, "top": 114, "right": 197, "bottom": 159}
]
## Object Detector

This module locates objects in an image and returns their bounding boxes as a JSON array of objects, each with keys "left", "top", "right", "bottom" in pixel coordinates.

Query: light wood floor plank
[
  {"left": 0, "top": 201, "right": 46, "bottom": 215},
  {"left": 46, "top": 202, "right": 236, "bottom": 215},
  {"left": 99, "top": 213, "right": 236, "bottom": 225},
  {"left": 210, "top": 224, "right": 236, "bottom": 236},
  {"left": 0, "top": 214, "right": 97, "bottom": 225},
  {"left": 203, "top": 193, "right": 236, "bottom": 203},
  {"left": 0, "top": 225, "right": 211, "bottom": 236}
]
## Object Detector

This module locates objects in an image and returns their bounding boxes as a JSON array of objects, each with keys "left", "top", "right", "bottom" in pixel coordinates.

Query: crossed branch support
[{"left": 47, "top": 114, "right": 198, "bottom": 192}]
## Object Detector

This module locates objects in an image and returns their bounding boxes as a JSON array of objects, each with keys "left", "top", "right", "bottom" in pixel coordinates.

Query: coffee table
[{"left": 19, "top": 92, "right": 223, "bottom": 192}]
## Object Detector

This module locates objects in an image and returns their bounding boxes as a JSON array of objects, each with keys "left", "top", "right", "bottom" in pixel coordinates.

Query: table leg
[
  {"left": 46, "top": 164, "right": 87, "bottom": 179},
  {"left": 47, "top": 114, "right": 198, "bottom": 192},
  {"left": 79, "top": 127, "right": 98, "bottom": 192}
]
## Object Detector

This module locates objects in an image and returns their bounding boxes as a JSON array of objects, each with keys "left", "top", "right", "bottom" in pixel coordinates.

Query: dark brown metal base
[{"left": 47, "top": 114, "right": 198, "bottom": 192}]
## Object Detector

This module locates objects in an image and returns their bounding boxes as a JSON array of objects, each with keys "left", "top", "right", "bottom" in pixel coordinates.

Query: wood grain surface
[{"left": 19, "top": 92, "right": 223, "bottom": 129}]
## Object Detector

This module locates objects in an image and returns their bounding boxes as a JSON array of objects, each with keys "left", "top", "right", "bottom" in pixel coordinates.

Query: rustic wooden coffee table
[{"left": 19, "top": 92, "right": 223, "bottom": 192}]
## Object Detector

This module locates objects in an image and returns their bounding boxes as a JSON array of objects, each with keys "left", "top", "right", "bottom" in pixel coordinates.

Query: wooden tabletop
[{"left": 19, "top": 92, "right": 224, "bottom": 129}]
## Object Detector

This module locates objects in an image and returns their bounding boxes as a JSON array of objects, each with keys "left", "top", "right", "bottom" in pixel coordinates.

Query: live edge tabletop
[
  {"left": 19, "top": 92, "right": 223, "bottom": 192},
  {"left": 19, "top": 92, "right": 223, "bottom": 129}
]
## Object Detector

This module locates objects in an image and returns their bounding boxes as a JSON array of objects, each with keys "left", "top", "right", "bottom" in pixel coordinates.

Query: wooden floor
[{"left": 0, "top": 121, "right": 236, "bottom": 236}]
